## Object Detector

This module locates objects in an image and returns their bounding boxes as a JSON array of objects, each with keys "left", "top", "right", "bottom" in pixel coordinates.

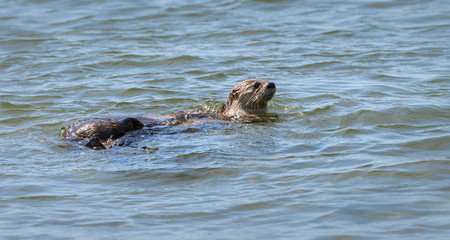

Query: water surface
[{"left": 1, "top": 0, "right": 449, "bottom": 239}]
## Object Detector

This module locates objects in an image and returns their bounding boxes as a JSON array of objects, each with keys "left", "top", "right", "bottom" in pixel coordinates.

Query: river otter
[
  {"left": 63, "top": 117, "right": 144, "bottom": 149},
  {"left": 141, "top": 79, "right": 276, "bottom": 125},
  {"left": 63, "top": 79, "right": 276, "bottom": 149}
]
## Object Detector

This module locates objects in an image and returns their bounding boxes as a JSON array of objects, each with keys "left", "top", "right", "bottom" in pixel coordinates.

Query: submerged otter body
[{"left": 63, "top": 79, "right": 276, "bottom": 149}]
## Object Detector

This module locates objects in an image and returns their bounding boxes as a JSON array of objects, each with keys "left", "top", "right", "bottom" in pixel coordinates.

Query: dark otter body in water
[
  {"left": 63, "top": 117, "right": 144, "bottom": 149},
  {"left": 63, "top": 79, "right": 276, "bottom": 149}
]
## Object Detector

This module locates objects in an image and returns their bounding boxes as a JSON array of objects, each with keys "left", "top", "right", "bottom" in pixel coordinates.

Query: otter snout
[{"left": 267, "top": 82, "right": 276, "bottom": 89}]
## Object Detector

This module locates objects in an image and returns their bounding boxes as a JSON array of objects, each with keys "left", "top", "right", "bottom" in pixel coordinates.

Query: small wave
[
  {"left": 363, "top": 1, "right": 406, "bottom": 9},
  {"left": 401, "top": 135, "right": 450, "bottom": 151},
  {"left": 299, "top": 61, "right": 343, "bottom": 69},
  {"left": 84, "top": 60, "right": 148, "bottom": 69},
  {"left": 0, "top": 101, "right": 35, "bottom": 110},
  {"left": 121, "top": 87, "right": 149, "bottom": 95},
  {"left": 87, "top": 167, "right": 239, "bottom": 185},
  {"left": 333, "top": 128, "right": 375, "bottom": 137},
  {"left": 16, "top": 195, "right": 76, "bottom": 201},
  {"left": 76, "top": 221, "right": 131, "bottom": 228},
  {"left": 158, "top": 55, "right": 204, "bottom": 65},
  {"left": 321, "top": 30, "right": 355, "bottom": 37},
  {"left": 302, "top": 105, "right": 334, "bottom": 116},
  {"left": 334, "top": 105, "right": 449, "bottom": 127},
  {"left": 49, "top": 15, "right": 94, "bottom": 27},
  {"left": 302, "top": 94, "right": 341, "bottom": 101},
  {"left": 426, "top": 76, "right": 450, "bottom": 84}
]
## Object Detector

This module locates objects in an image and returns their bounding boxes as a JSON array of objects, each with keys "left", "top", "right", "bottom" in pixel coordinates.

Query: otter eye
[{"left": 253, "top": 82, "right": 260, "bottom": 89}]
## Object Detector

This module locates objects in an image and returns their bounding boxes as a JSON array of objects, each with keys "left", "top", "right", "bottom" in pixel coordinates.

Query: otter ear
[
  {"left": 230, "top": 87, "right": 240, "bottom": 98},
  {"left": 227, "top": 88, "right": 240, "bottom": 104},
  {"left": 223, "top": 96, "right": 234, "bottom": 113},
  {"left": 222, "top": 86, "right": 241, "bottom": 113}
]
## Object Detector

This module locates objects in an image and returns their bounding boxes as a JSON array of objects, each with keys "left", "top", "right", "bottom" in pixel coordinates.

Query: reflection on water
[{"left": 1, "top": 0, "right": 449, "bottom": 239}]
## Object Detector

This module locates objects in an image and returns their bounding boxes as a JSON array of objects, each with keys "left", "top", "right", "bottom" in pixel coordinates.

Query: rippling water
[{"left": 1, "top": 0, "right": 449, "bottom": 239}]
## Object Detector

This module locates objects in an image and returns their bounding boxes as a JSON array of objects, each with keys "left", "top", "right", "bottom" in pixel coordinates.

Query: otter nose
[{"left": 267, "top": 82, "right": 276, "bottom": 89}]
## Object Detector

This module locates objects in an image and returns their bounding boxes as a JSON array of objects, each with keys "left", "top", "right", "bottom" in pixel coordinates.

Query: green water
[{"left": 1, "top": 0, "right": 449, "bottom": 239}]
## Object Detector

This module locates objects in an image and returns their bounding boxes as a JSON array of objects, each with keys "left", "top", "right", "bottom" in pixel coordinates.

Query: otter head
[{"left": 221, "top": 79, "right": 276, "bottom": 117}]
